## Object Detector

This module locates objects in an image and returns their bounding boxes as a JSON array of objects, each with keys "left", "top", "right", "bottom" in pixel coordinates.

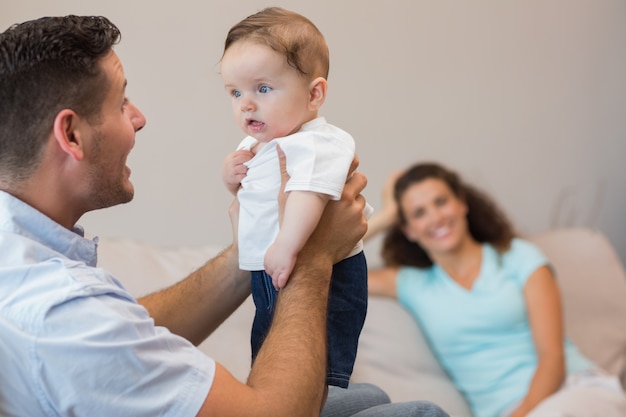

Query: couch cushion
[
  {"left": 353, "top": 296, "right": 473, "bottom": 417},
  {"left": 97, "top": 237, "right": 472, "bottom": 414},
  {"left": 529, "top": 228, "right": 626, "bottom": 387},
  {"left": 96, "top": 237, "right": 224, "bottom": 297},
  {"left": 95, "top": 228, "right": 626, "bottom": 414},
  {"left": 96, "top": 237, "right": 255, "bottom": 381}
]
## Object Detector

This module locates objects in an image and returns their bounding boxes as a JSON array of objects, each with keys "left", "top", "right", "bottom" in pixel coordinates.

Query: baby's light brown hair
[{"left": 223, "top": 7, "right": 329, "bottom": 81}]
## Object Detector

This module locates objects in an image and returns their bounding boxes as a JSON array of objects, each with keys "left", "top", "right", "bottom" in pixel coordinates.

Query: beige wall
[{"left": 2, "top": 0, "right": 625, "bottom": 266}]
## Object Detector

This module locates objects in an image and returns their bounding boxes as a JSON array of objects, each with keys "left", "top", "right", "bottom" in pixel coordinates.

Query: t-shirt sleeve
[
  {"left": 278, "top": 132, "right": 354, "bottom": 200},
  {"left": 505, "top": 238, "right": 550, "bottom": 287},
  {"left": 396, "top": 266, "right": 428, "bottom": 309}
]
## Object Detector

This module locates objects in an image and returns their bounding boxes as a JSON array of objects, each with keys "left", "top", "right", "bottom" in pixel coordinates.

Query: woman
[{"left": 366, "top": 162, "right": 626, "bottom": 417}]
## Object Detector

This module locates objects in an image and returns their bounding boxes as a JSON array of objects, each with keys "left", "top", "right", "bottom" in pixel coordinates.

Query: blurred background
[{"left": 2, "top": 0, "right": 625, "bottom": 267}]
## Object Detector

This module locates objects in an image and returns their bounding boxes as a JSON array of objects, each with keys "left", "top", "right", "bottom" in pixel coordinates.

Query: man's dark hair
[{"left": 0, "top": 15, "right": 121, "bottom": 184}]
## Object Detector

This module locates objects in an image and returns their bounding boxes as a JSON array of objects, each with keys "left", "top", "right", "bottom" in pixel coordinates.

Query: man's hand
[
  {"left": 276, "top": 146, "right": 368, "bottom": 266},
  {"left": 308, "top": 171, "right": 368, "bottom": 265},
  {"left": 363, "top": 168, "right": 403, "bottom": 242},
  {"left": 276, "top": 145, "right": 289, "bottom": 223},
  {"left": 228, "top": 197, "right": 240, "bottom": 249}
]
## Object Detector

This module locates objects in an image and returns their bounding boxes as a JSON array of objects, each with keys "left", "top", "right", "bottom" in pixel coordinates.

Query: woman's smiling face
[{"left": 399, "top": 177, "right": 469, "bottom": 257}]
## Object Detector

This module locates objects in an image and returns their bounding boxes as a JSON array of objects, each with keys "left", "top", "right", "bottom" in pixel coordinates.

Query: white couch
[{"left": 96, "top": 228, "right": 626, "bottom": 417}]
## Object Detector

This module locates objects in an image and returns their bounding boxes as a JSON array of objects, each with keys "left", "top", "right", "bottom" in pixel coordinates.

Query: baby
[{"left": 220, "top": 7, "right": 369, "bottom": 392}]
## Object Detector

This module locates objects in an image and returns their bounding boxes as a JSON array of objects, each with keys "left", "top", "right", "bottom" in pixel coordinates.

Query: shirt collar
[
  {"left": 0, "top": 190, "right": 98, "bottom": 267},
  {"left": 300, "top": 116, "right": 325, "bottom": 132}
]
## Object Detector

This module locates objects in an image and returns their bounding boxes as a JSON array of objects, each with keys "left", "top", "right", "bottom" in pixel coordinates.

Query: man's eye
[{"left": 259, "top": 85, "right": 271, "bottom": 93}]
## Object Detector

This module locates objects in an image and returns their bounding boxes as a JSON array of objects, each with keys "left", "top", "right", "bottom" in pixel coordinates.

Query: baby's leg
[
  {"left": 326, "top": 252, "right": 368, "bottom": 388},
  {"left": 250, "top": 270, "right": 277, "bottom": 363}
]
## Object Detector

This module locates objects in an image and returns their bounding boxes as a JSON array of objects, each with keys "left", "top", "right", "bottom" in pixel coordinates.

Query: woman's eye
[
  {"left": 259, "top": 85, "right": 271, "bottom": 93},
  {"left": 412, "top": 208, "right": 425, "bottom": 219},
  {"left": 435, "top": 196, "right": 448, "bottom": 207}
]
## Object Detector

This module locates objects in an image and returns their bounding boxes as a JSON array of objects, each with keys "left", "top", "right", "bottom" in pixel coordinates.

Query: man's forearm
[
  {"left": 246, "top": 250, "right": 333, "bottom": 416},
  {"left": 138, "top": 245, "right": 250, "bottom": 345}
]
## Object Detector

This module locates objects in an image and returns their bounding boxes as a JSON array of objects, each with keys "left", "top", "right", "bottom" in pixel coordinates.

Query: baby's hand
[
  {"left": 264, "top": 242, "right": 297, "bottom": 290},
  {"left": 221, "top": 149, "right": 254, "bottom": 195}
]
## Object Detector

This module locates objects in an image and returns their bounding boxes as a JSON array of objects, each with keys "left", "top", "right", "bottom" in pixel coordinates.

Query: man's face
[{"left": 85, "top": 51, "right": 146, "bottom": 210}]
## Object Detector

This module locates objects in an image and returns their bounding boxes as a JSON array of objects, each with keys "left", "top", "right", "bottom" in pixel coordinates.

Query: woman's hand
[{"left": 363, "top": 169, "right": 404, "bottom": 242}]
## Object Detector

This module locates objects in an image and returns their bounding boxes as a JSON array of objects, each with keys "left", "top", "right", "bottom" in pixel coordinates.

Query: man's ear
[
  {"left": 308, "top": 77, "right": 327, "bottom": 111},
  {"left": 52, "top": 109, "right": 85, "bottom": 161}
]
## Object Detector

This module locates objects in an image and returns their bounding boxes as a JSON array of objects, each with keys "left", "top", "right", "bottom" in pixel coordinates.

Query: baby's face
[{"left": 221, "top": 40, "right": 314, "bottom": 142}]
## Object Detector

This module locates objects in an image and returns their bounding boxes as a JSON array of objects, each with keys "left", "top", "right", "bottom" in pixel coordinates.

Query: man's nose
[{"left": 129, "top": 101, "right": 146, "bottom": 132}]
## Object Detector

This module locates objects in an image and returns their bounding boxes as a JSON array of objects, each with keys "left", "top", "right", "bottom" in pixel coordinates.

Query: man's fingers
[
  {"left": 347, "top": 155, "right": 359, "bottom": 179},
  {"left": 344, "top": 171, "right": 367, "bottom": 198},
  {"left": 228, "top": 197, "right": 240, "bottom": 246},
  {"left": 277, "top": 145, "right": 289, "bottom": 194},
  {"left": 276, "top": 145, "right": 289, "bottom": 222}
]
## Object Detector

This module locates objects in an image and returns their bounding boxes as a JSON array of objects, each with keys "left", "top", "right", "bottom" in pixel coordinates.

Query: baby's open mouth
[{"left": 246, "top": 119, "right": 265, "bottom": 131}]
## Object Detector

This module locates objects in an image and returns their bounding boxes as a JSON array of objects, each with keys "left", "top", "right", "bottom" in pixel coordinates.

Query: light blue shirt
[
  {"left": 397, "top": 239, "right": 593, "bottom": 417},
  {"left": 0, "top": 190, "right": 215, "bottom": 416}
]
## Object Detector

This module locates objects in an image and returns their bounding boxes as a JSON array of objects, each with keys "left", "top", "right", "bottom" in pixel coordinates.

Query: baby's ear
[{"left": 308, "top": 77, "right": 327, "bottom": 110}]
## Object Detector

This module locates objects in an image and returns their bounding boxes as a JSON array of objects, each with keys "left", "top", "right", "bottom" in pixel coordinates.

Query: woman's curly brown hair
[{"left": 381, "top": 162, "right": 516, "bottom": 268}]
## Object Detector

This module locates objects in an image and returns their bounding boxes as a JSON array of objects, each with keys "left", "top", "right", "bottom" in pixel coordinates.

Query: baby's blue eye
[
  {"left": 259, "top": 85, "right": 271, "bottom": 93},
  {"left": 232, "top": 90, "right": 242, "bottom": 98}
]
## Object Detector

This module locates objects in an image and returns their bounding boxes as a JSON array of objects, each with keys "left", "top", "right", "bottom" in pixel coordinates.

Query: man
[{"left": 0, "top": 15, "right": 448, "bottom": 417}]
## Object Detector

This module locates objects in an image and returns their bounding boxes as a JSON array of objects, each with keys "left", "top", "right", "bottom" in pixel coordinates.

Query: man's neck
[{"left": 5, "top": 175, "right": 80, "bottom": 230}]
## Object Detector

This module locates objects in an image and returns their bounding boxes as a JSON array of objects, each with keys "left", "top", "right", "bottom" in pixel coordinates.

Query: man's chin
[
  {"left": 94, "top": 185, "right": 134, "bottom": 210},
  {"left": 119, "top": 187, "right": 134, "bottom": 205}
]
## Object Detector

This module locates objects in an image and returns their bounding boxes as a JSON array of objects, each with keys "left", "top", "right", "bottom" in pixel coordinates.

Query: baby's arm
[
  {"left": 265, "top": 190, "right": 331, "bottom": 289},
  {"left": 221, "top": 149, "right": 254, "bottom": 195}
]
